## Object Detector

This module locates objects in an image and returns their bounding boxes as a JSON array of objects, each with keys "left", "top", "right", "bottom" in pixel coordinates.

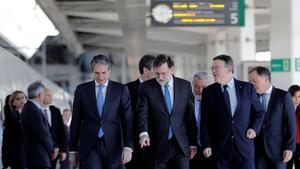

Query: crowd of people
[
  {"left": 1, "top": 84, "right": 72, "bottom": 169},
  {"left": 1, "top": 53, "right": 300, "bottom": 169}
]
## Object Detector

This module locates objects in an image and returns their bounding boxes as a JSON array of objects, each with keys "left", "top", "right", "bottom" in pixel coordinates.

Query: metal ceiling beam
[
  {"left": 57, "top": 1, "right": 116, "bottom": 12},
  {"left": 36, "top": 0, "right": 84, "bottom": 57}
]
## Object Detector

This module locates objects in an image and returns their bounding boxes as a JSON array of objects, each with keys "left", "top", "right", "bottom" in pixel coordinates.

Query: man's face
[
  {"left": 154, "top": 63, "right": 174, "bottom": 86},
  {"left": 63, "top": 110, "right": 72, "bottom": 125},
  {"left": 38, "top": 90, "right": 45, "bottom": 104},
  {"left": 193, "top": 78, "right": 208, "bottom": 96},
  {"left": 92, "top": 63, "right": 111, "bottom": 84},
  {"left": 43, "top": 88, "right": 52, "bottom": 105},
  {"left": 211, "top": 59, "right": 232, "bottom": 85},
  {"left": 249, "top": 70, "right": 269, "bottom": 94}
]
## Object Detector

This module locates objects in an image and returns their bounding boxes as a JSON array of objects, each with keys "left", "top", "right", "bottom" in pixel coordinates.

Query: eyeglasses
[{"left": 211, "top": 65, "right": 227, "bottom": 70}]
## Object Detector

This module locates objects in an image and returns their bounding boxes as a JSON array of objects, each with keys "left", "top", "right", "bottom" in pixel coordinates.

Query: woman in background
[
  {"left": 1, "top": 91, "right": 27, "bottom": 169},
  {"left": 287, "top": 85, "right": 300, "bottom": 169}
]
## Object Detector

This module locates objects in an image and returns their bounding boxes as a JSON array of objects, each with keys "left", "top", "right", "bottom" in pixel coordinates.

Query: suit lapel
[
  {"left": 102, "top": 80, "right": 113, "bottom": 118},
  {"left": 233, "top": 79, "right": 241, "bottom": 117},
  {"left": 87, "top": 81, "right": 100, "bottom": 119},
  {"left": 265, "top": 87, "right": 276, "bottom": 119},
  {"left": 172, "top": 77, "right": 179, "bottom": 115},
  {"left": 152, "top": 79, "right": 170, "bottom": 116},
  {"left": 214, "top": 83, "right": 232, "bottom": 117}
]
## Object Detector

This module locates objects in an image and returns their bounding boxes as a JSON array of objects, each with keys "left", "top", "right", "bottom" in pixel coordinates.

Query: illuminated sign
[{"left": 151, "top": 0, "right": 245, "bottom": 26}]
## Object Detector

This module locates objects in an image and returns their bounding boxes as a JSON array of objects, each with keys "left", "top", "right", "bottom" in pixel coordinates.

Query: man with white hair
[
  {"left": 190, "top": 72, "right": 212, "bottom": 169},
  {"left": 22, "top": 81, "right": 54, "bottom": 169}
]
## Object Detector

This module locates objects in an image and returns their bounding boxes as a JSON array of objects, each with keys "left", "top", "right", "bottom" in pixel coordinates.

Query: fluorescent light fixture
[
  {"left": 0, "top": 0, "right": 59, "bottom": 59},
  {"left": 256, "top": 51, "right": 271, "bottom": 61}
]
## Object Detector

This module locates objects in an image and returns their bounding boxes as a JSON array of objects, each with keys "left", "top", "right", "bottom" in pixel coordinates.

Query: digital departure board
[{"left": 151, "top": 0, "right": 245, "bottom": 26}]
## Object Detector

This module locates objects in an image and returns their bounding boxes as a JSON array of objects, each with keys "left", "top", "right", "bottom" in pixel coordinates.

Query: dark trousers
[
  {"left": 152, "top": 137, "right": 189, "bottom": 169},
  {"left": 80, "top": 138, "right": 124, "bottom": 169},
  {"left": 287, "top": 144, "right": 300, "bottom": 169},
  {"left": 125, "top": 146, "right": 151, "bottom": 169},
  {"left": 255, "top": 148, "right": 286, "bottom": 169},
  {"left": 10, "top": 146, "right": 26, "bottom": 169},
  {"left": 213, "top": 142, "right": 255, "bottom": 169},
  {"left": 190, "top": 148, "right": 213, "bottom": 169}
]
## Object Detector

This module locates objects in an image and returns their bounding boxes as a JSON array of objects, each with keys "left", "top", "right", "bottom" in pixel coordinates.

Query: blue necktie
[
  {"left": 223, "top": 85, "right": 232, "bottom": 115},
  {"left": 164, "top": 83, "right": 173, "bottom": 139},
  {"left": 260, "top": 93, "right": 267, "bottom": 111},
  {"left": 97, "top": 85, "right": 104, "bottom": 137},
  {"left": 196, "top": 99, "right": 201, "bottom": 145}
]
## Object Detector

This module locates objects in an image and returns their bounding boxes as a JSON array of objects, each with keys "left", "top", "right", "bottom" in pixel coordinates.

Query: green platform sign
[
  {"left": 296, "top": 58, "right": 300, "bottom": 72},
  {"left": 271, "top": 59, "right": 291, "bottom": 72}
]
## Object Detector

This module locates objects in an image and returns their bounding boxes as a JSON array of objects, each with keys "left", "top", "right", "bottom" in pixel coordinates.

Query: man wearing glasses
[{"left": 200, "top": 54, "right": 265, "bottom": 169}]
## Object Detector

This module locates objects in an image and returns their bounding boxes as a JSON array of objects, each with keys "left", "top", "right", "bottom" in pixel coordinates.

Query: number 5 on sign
[{"left": 230, "top": 13, "right": 238, "bottom": 24}]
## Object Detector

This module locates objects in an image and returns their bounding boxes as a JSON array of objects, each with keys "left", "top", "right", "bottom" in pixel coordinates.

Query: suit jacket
[
  {"left": 70, "top": 80, "right": 133, "bottom": 167},
  {"left": 1, "top": 110, "right": 25, "bottom": 168},
  {"left": 137, "top": 76, "right": 197, "bottom": 158},
  {"left": 126, "top": 79, "right": 141, "bottom": 146},
  {"left": 255, "top": 87, "right": 296, "bottom": 160},
  {"left": 21, "top": 100, "right": 54, "bottom": 168},
  {"left": 49, "top": 105, "right": 67, "bottom": 153},
  {"left": 200, "top": 79, "right": 265, "bottom": 159}
]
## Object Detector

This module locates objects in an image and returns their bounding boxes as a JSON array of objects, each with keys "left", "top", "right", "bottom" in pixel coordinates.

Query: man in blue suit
[
  {"left": 249, "top": 66, "right": 296, "bottom": 169},
  {"left": 69, "top": 55, "right": 134, "bottom": 169},
  {"left": 200, "top": 54, "right": 265, "bottom": 169},
  {"left": 138, "top": 54, "right": 198, "bottom": 169}
]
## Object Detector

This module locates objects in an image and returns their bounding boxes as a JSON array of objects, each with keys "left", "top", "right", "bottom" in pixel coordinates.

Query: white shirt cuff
[
  {"left": 139, "top": 132, "right": 149, "bottom": 138},
  {"left": 123, "top": 147, "right": 133, "bottom": 153}
]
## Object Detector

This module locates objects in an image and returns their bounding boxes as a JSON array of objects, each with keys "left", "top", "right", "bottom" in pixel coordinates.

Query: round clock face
[{"left": 152, "top": 4, "right": 173, "bottom": 24}]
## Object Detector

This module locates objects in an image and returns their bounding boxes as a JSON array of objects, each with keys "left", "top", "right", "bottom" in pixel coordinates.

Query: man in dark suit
[
  {"left": 189, "top": 72, "right": 212, "bottom": 169},
  {"left": 21, "top": 82, "right": 54, "bottom": 169},
  {"left": 249, "top": 66, "right": 296, "bottom": 169},
  {"left": 138, "top": 54, "right": 198, "bottom": 169},
  {"left": 42, "top": 87, "right": 67, "bottom": 169},
  {"left": 125, "top": 54, "right": 155, "bottom": 169},
  {"left": 60, "top": 109, "right": 72, "bottom": 169},
  {"left": 69, "top": 55, "right": 133, "bottom": 169},
  {"left": 200, "top": 54, "right": 265, "bottom": 169}
]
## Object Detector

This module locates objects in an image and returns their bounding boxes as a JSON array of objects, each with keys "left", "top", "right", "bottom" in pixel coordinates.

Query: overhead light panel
[{"left": 0, "top": 0, "right": 59, "bottom": 59}]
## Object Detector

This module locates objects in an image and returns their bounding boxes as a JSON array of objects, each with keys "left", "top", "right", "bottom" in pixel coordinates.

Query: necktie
[
  {"left": 164, "top": 83, "right": 173, "bottom": 139},
  {"left": 43, "top": 109, "right": 50, "bottom": 126},
  {"left": 260, "top": 93, "right": 267, "bottom": 111},
  {"left": 196, "top": 99, "right": 201, "bottom": 144},
  {"left": 97, "top": 85, "right": 104, "bottom": 137},
  {"left": 223, "top": 85, "right": 232, "bottom": 115}
]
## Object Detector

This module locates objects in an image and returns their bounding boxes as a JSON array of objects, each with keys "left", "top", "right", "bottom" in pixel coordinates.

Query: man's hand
[
  {"left": 69, "top": 152, "right": 78, "bottom": 168},
  {"left": 246, "top": 128, "right": 256, "bottom": 139},
  {"left": 52, "top": 148, "right": 59, "bottom": 160},
  {"left": 60, "top": 152, "right": 67, "bottom": 161},
  {"left": 139, "top": 135, "right": 150, "bottom": 148},
  {"left": 189, "top": 147, "right": 197, "bottom": 159},
  {"left": 203, "top": 147, "right": 212, "bottom": 158},
  {"left": 121, "top": 148, "right": 133, "bottom": 164},
  {"left": 283, "top": 150, "right": 293, "bottom": 163}
]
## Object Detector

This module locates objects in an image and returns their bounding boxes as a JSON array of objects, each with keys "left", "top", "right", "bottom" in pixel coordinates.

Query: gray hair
[
  {"left": 27, "top": 81, "right": 45, "bottom": 99},
  {"left": 193, "top": 72, "right": 208, "bottom": 80},
  {"left": 90, "top": 55, "right": 112, "bottom": 70}
]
